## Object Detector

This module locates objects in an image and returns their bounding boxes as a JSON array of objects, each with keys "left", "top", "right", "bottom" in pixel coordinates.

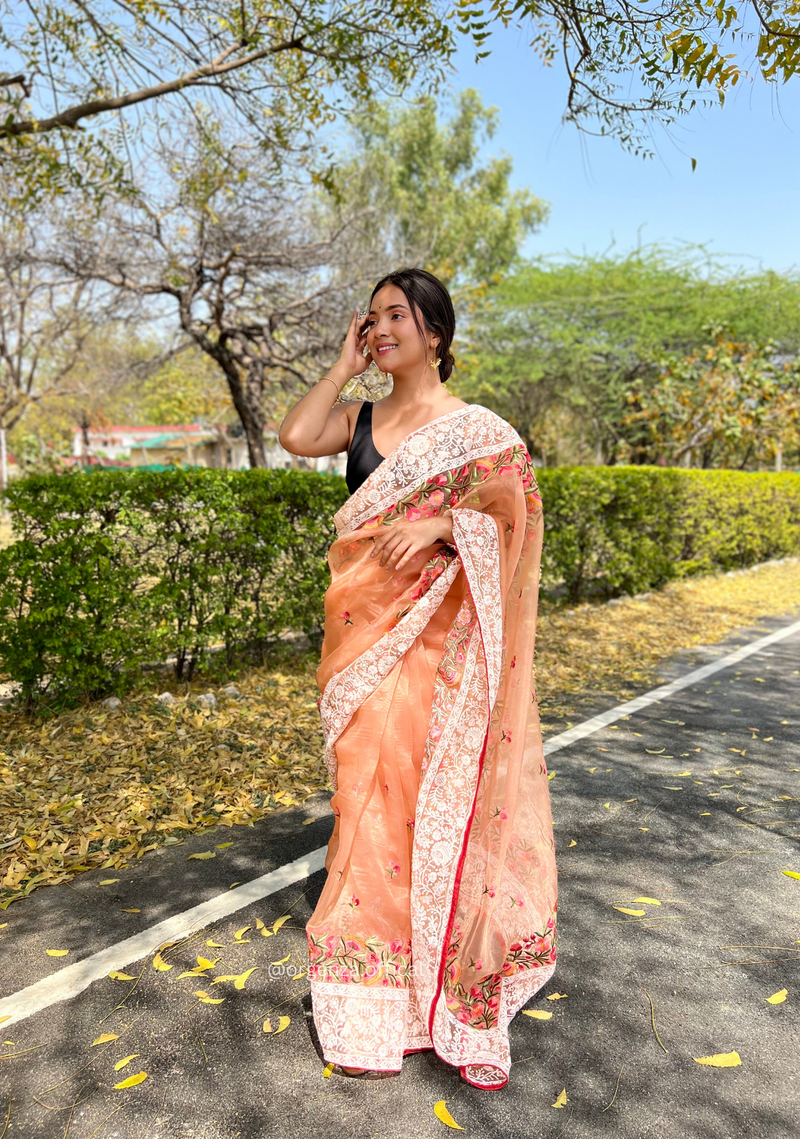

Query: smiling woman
[{"left": 278, "top": 267, "right": 558, "bottom": 1090}]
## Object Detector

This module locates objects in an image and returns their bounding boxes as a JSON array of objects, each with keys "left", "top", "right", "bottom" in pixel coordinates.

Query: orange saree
[{"left": 305, "top": 404, "right": 558, "bottom": 1090}]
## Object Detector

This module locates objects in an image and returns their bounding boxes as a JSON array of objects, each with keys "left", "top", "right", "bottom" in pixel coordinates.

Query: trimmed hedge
[
  {"left": 538, "top": 467, "right": 800, "bottom": 602},
  {"left": 0, "top": 466, "right": 798, "bottom": 705},
  {"left": 0, "top": 468, "right": 345, "bottom": 705}
]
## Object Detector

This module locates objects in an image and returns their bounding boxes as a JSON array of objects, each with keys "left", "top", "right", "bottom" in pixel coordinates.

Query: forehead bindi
[{"left": 369, "top": 285, "right": 410, "bottom": 315}]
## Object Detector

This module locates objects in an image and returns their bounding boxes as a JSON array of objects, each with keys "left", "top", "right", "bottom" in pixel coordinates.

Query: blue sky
[{"left": 449, "top": 24, "right": 800, "bottom": 273}]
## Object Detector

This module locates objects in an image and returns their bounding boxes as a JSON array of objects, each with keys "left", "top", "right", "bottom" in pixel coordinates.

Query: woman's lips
[{"left": 376, "top": 344, "right": 397, "bottom": 354}]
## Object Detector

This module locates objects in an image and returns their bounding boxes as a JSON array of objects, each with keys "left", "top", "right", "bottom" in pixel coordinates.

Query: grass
[{"left": 1, "top": 557, "right": 799, "bottom": 909}]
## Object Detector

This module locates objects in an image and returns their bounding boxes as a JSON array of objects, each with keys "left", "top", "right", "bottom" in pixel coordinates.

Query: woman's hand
[
  {"left": 334, "top": 309, "right": 373, "bottom": 380},
  {"left": 369, "top": 513, "right": 454, "bottom": 572}
]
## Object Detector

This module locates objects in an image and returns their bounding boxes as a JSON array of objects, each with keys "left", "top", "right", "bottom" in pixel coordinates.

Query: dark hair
[{"left": 369, "top": 267, "right": 456, "bottom": 383}]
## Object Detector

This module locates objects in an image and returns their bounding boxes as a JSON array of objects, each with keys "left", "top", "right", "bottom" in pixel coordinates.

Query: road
[{"left": 0, "top": 612, "right": 798, "bottom": 1139}]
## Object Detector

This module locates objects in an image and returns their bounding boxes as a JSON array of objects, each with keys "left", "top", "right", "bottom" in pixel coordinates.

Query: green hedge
[
  {"left": 0, "top": 468, "right": 345, "bottom": 705},
  {"left": 1, "top": 465, "right": 798, "bottom": 705},
  {"left": 538, "top": 467, "right": 800, "bottom": 602}
]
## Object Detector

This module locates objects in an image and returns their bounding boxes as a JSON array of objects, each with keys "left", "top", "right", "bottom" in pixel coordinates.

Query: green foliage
[
  {"left": 0, "top": 468, "right": 345, "bottom": 705},
  {"left": 2, "top": 464, "right": 799, "bottom": 706},
  {"left": 458, "top": 247, "right": 800, "bottom": 465},
  {"left": 536, "top": 466, "right": 800, "bottom": 602},
  {"left": 623, "top": 338, "right": 800, "bottom": 468},
  {"left": 332, "top": 90, "right": 548, "bottom": 297},
  {"left": 0, "top": 0, "right": 457, "bottom": 205}
]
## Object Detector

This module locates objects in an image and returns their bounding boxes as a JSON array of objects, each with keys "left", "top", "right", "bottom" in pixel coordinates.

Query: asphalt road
[{"left": 1, "top": 612, "right": 798, "bottom": 1139}]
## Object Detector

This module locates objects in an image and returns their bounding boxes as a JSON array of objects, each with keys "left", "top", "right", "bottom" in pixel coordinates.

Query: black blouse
[{"left": 346, "top": 401, "right": 385, "bottom": 494}]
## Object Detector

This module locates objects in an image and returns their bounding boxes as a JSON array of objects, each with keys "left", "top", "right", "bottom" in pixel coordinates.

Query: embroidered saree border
[
  {"left": 318, "top": 556, "right": 462, "bottom": 791},
  {"left": 309, "top": 402, "right": 557, "bottom": 1080},
  {"left": 333, "top": 404, "right": 521, "bottom": 536}
]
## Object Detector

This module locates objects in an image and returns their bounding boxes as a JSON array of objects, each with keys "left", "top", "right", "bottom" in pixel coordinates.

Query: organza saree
[{"left": 305, "top": 404, "right": 558, "bottom": 1090}]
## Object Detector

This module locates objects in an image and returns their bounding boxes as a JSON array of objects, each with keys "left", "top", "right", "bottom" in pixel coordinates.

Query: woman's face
[{"left": 363, "top": 284, "right": 436, "bottom": 374}]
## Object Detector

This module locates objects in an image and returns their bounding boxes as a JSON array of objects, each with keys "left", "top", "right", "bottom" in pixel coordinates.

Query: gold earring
[{"left": 430, "top": 355, "right": 441, "bottom": 368}]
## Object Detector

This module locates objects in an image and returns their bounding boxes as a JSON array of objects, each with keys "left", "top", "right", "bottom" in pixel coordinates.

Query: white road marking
[
  {"left": 0, "top": 848, "right": 326, "bottom": 1029},
  {"left": 1, "top": 615, "right": 798, "bottom": 1029},
  {"left": 543, "top": 616, "right": 800, "bottom": 757}
]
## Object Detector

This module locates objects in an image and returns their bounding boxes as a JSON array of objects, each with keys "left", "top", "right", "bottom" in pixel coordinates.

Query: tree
[
  {"left": 457, "top": 246, "right": 800, "bottom": 465},
  {"left": 3, "top": 0, "right": 800, "bottom": 203},
  {"left": 0, "top": 0, "right": 455, "bottom": 202},
  {"left": 328, "top": 90, "right": 548, "bottom": 302},
  {"left": 0, "top": 195, "right": 134, "bottom": 443},
  {"left": 623, "top": 337, "right": 800, "bottom": 469},
  {"left": 58, "top": 92, "right": 544, "bottom": 467}
]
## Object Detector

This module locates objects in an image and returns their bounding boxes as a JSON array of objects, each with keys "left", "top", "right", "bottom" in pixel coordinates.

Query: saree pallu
[{"left": 305, "top": 404, "right": 558, "bottom": 1090}]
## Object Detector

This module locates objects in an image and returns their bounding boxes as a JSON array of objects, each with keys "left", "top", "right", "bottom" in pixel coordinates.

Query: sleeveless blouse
[{"left": 345, "top": 401, "right": 385, "bottom": 495}]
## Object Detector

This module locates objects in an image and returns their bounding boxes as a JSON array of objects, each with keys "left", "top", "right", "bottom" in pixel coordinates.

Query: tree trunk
[{"left": 181, "top": 313, "right": 267, "bottom": 468}]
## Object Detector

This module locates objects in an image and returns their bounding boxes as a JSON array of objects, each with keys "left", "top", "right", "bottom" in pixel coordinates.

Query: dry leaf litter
[{"left": 2, "top": 557, "right": 798, "bottom": 908}]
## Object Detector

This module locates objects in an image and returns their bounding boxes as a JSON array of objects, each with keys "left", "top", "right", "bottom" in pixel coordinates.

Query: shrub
[
  {"left": 1, "top": 465, "right": 798, "bottom": 705},
  {"left": 536, "top": 467, "right": 800, "bottom": 602}
]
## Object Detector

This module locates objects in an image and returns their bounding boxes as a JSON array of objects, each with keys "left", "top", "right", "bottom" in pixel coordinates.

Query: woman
[{"left": 278, "top": 268, "right": 557, "bottom": 1090}]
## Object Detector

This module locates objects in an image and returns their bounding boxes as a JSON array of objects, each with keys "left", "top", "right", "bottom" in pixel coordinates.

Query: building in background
[{"left": 71, "top": 423, "right": 347, "bottom": 475}]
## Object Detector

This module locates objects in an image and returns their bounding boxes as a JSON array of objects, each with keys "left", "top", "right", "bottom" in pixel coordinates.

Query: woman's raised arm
[{"left": 278, "top": 310, "right": 371, "bottom": 458}]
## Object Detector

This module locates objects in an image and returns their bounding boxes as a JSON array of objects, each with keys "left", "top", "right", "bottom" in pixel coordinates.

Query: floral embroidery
[
  {"left": 386, "top": 862, "right": 400, "bottom": 878},
  {"left": 308, "top": 932, "right": 412, "bottom": 987},
  {"left": 348, "top": 894, "right": 360, "bottom": 910},
  {"left": 341, "top": 611, "right": 353, "bottom": 625},
  {"left": 442, "top": 916, "right": 557, "bottom": 1029},
  {"left": 308, "top": 406, "right": 556, "bottom": 1078}
]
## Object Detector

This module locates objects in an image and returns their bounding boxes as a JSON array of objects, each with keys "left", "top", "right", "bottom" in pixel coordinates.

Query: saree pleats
[{"left": 306, "top": 405, "right": 558, "bottom": 1086}]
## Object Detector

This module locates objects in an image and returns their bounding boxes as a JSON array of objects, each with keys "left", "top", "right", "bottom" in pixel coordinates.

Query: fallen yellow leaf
[
  {"left": 693, "top": 1051, "right": 741, "bottom": 1067},
  {"left": 46, "top": 949, "right": 69, "bottom": 957},
  {"left": 433, "top": 1101, "right": 464, "bottom": 1130},
  {"left": 271, "top": 954, "right": 291, "bottom": 966},
  {"left": 546, "top": 993, "right": 568, "bottom": 1000},
  {"left": 108, "top": 970, "right": 135, "bottom": 981},
  {"left": 782, "top": 871, "right": 800, "bottom": 881},
  {"left": 274, "top": 1016, "right": 290, "bottom": 1034},
  {"left": 113, "top": 1071, "right": 148, "bottom": 1089},
  {"left": 205, "top": 939, "right": 225, "bottom": 948},
  {"left": 522, "top": 1010, "right": 552, "bottom": 1020},
  {"left": 548, "top": 771, "right": 556, "bottom": 780},
  {"left": 121, "top": 908, "right": 140, "bottom": 913},
  {"left": 263, "top": 1019, "right": 273, "bottom": 1033},
  {"left": 229, "top": 882, "right": 241, "bottom": 889},
  {"left": 272, "top": 915, "right": 291, "bottom": 933},
  {"left": 322, "top": 1061, "right": 334, "bottom": 1077},
  {"left": 255, "top": 918, "right": 265, "bottom": 930},
  {"left": 766, "top": 989, "right": 788, "bottom": 1005},
  {"left": 194, "top": 990, "right": 225, "bottom": 1005},
  {"left": 178, "top": 956, "right": 218, "bottom": 979},
  {"left": 552, "top": 1088, "right": 568, "bottom": 1108},
  {"left": 216, "top": 842, "right": 234, "bottom": 849},
  {"left": 212, "top": 967, "right": 257, "bottom": 990},
  {"left": 587, "top": 767, "right": 597, "bottom": 773},
  {"left": 188, "top": 851, "right": 215, "bottom": 860},
  {"left": 568, "top": 839, "right": 577, "bottom": 847},
  {"left": 152, "top": 952, "right": 173, "bottom": 972},
  {"left": 234, "top": 926, "right": 251, "bottom": 942},
  {"left": 114, "top": 1054, "right": 139, "bottom": 1071},
  {"left": 613, "top": 907, "right": 646, "bottom": 917},
  {"left": 633, "top": 897, "right": 661, "bottom": 905},
  {"left": 92, "top": 1033, "right": 119, "bottom": 1046},
  {"left": 99, "top": 879, "right": 120, "bottom": 886},
  {"left": 603, "top": 802, "right": 610, "bottom": 808},
  {"left": 0, "top": 1018, "right": 9, "bottom": 1026}
]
